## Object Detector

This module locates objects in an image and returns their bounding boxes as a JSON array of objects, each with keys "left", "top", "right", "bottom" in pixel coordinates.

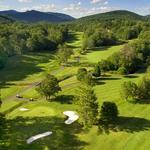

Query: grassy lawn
[
  {"left": 1, "top": 32, "right": 150, "bottom": 150},
  {"left": 81, "top": 45, "right": 123, "bottom": 64}
]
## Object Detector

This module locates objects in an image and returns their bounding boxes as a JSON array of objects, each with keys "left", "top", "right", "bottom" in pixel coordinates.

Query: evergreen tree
[
  {"left": 76, "top": 86, "right": 98, "bottom": 128},
  {"left": 99, "top": 102, "right": 119, "bottom": 133},
  {"left": 100, "top": 102, "right": 119, "bottom": 122}
]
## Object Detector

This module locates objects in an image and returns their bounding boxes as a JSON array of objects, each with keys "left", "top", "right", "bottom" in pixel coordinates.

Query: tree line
[
  {"left": 0, "top": 23, "right": 69, "bottom": 69},
  {"left": 92, "top": 30, "right": 150, "bottom": 74},
  {"left": 81, "top": 21, "right": 149, "bottom": 52}
]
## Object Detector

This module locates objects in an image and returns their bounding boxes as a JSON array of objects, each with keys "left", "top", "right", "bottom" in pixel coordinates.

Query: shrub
[
  {"left": 117, "top": 67, "right": 128, "bottom": 75},
  {"left": 77, "top": 68, "right": 87, "bottom": 81},
  {"left": 93, "top": 64, "right": 101, "bottom": 77},
  {"left": 138, "top": 76, "right": 150, "bottom": 99},
  {"left": 84, "top": 73, "right": 95, "bottom": 86},
  {"left": 77, "top": 68, "right": 95, "bottom": 86},
  {"left": 121, "top": 75, "right": 150, "bottom": 101},
  {"left": 146, "top": 66, "right": 150, "bottom": 74},
  {"left": 99, "top": 60, "right": 112, "bottom": 72},
  {"left": 121, "top": 81, "right": 139, "bottom": 101},
  {"left": 100, "top": 102, "right": 119, "bottom": 122}
]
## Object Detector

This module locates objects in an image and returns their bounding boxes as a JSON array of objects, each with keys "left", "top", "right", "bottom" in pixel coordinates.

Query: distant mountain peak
[{"left": 0, "top": 10, "right": 75, "bottom": 23}]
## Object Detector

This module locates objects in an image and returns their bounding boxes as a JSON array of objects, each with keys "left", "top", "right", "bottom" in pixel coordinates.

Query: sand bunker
[
  {"left": 27, "top": 131, "right": 52, "bottom": 144},
  {"left": 19, "top": 108, "right": 29, "bottom": 111},
  {"left": 63, "top": 111, "right": 79, "bottom": 124}
]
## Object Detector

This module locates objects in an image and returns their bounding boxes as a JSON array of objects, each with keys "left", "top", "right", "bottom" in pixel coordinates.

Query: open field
[{"left": 0, "top": 32, "right": 150, "bottom": 150}]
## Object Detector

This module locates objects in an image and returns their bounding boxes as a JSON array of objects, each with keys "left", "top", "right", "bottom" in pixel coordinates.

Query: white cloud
[
  {"left": 78, "top": 2, "right": 82, "bottom": 5},
  {"left": 91, "top": 0, "right": 109, "bottom": 6},
  {"left": 91, "top": 0, "right": 105, "bottom": 4},
  {"left": 63, "top": 1, "right": 116, "bottom": 18},
  {"left": 63, "top": 2, "right": 82, "bottom": 12},
  {"left": 104, "top": 1, "right": 108, "bottom": 5},
  {"left": 18, "top": 0, "right": 32, "bottom": 3},
  {"left": 20, "top": 4, "right": 57, "bottom": 12},
  {"left": 87, "top": 6, "right": 116, "bottom": 15},
  {"left": 0, "top": 5, "right": 10, "bottom": 10},
  {"left": 135, "top": 7, "right": 150, "bottom": 15}
]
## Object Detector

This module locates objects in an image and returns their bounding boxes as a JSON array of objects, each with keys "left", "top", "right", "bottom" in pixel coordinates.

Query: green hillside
[
  {"left": 76, "top": 10, "right": 145, "bottom": 23},
  {"left": 0, "top": 10, "right": 75, "bottom": 23},
  {"left": 0, "top": 15, "right": 14, "bottom": 23}
]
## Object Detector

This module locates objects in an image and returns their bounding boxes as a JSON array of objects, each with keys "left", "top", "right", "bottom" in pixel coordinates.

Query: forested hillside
[
  {"left": 0, "top": 15, "right": 14, "bottom": 23},
  {"left": 78, "top": 10, "right": 144, "bottom": 22},
  {"left": 0, "top": 23, "right": 68, "bottom": 69},
  {"left": 68, "top": 10, "right": 150, "bottom": 53},
  {"left": 69, "top": 10, "right": 149, "bottom": 32},
  {"left": 0, "top": 10, "right": 75, "bottom": 23}
]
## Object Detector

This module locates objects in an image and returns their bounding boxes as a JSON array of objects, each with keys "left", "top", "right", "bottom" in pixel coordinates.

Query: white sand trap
[
  {"left": 27, "top": 131, "right": 52, "bottom": 144},
  {"left": 63, "top": 111, "right": 79, "bottom": 124},
  {"left": 19, "top": 108, "right": 29, "bottom": 111}
]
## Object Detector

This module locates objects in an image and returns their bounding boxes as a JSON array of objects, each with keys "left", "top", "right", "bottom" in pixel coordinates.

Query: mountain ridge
[
  {"left": 0, "top": 10, "right": 75, "bottom": 23},
  {"left": 76, "top": 10, "right": 146, "bottom": 22},
  {"left": 0, "top": 10, "right": 149, "bottom": 24}
]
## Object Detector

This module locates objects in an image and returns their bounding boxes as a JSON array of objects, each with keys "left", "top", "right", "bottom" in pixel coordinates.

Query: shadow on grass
[
  {"left": 55, "top": 95, "right": 75, "bottom": 104},
  {"left": 101, "top": 77, "right": 121, "bottom": 81},
  {"left": 131, "top": 99, "right": 150, "bottom": 104},
  {"left": 93, "top": 79, "right": 106, "bottom": 86},
  {"left": 0, "top": 81, "right": 15, "bottom": 88},
  {"left": 87, "top": 46, "right": 111, "bottom": 52},
  {"left": 67, "top": 45, "right": 79, "bottom": 49},
  {"left": 95, "top": 77, "right": 121, "bottom": 81},
  {"left": 0, "top": 52, "right": 54, "bottom": 88},
  {"left": 99, "top": 116, "right": 150, "bottom": 134},
  {"left": 116, "top": 116, "right": 150, "bottom": 133},
  {"left": 101, "top": 74, "right": 112, "bottom": 78},
  {"left": 124, "top": 75, "right": 139, "bottom": 79},
  {"left": 66, "top": 32, "right": 80, "bottom": 48},
  {"left": 95, "top": 81, "right": 106, "bottom": 86},
  {"left": 67, "top": 61, "right": 95, "bottom": 67},
  {"left": 1, "top": 116, "right": 87, "bottom": 150}
]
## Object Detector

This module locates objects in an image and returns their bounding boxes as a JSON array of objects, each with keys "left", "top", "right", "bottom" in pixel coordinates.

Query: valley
[{"left": 0, "top": 31, "right": 149, "bottom": 150}]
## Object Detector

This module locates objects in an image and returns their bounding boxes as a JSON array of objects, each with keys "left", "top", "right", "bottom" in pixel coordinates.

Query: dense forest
[
  {"left": 1, "top": 10, "right": 150, "bottom": 72},
  {"left": 0, "top": 23, "right": 68, "bottom": 69},
  {"left": 68, "top": 10, "right": 150, "bottom": 74},
  {"left": 0, "top": 15, "right": 14, "bottom": 23}
]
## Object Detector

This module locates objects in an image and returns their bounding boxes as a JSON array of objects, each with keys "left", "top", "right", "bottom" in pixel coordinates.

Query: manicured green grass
[
  {"left": 67, "top": 31, "right": 83, "bottom": 49},
  {"left": 80, "top": 45, "right": 123, "bottom": 64},
  {"left": 0, "top": 52, "right": 59, "bottom": 99},
  {"left": 1, "top": 32, "right": 150, "bottom": 150}
]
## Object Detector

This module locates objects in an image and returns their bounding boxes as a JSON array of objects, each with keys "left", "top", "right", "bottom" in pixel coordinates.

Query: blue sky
[{"left": 0, "top": 0, "right": 150, "bottom": 18}]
